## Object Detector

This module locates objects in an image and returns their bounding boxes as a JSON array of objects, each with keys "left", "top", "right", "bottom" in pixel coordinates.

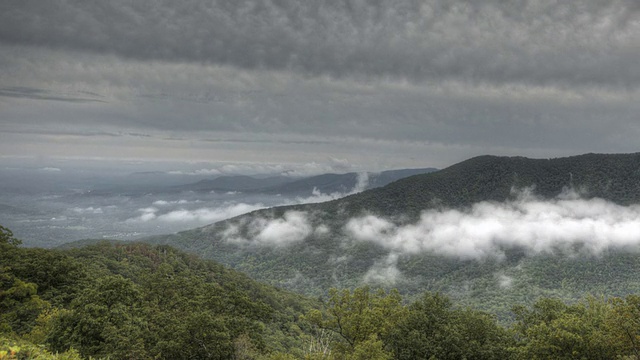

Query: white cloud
[
  {"left": 291, "top": 172, "right": 370, "bottom": 204},
  {"left": 496, "top": 274, "right": 514, "bottom": 289},
  {"left": 224, "top": 210, "right": 316, "bottom": 246},
  {"left": 126, "top": 203, "right": 266, "bottom": 224},
  {"left": 345, "top": 193, "right": 640, "bottom": 260},
  {"left": 70, "top": 206, "right": 103, "bottom": 214},
  {"left": 152, "top": 199, "right": 192, "bottom": 206},
  {"left": 363, "top": 253, "right": 402, "bottom": 286},
  {"left": 126, "top": 207, "right": 159, "bottom": 222},
  {"left": 293, "top": 188, "right": 346, "bottom": 204},
  {"left": 353, "top": 172, "right": 369, "bottom": 193},
  {"left": 314, "top": 224, "right": 330, "bottom": 236},
  {"left": 345, "top": 215, "right": 395, "bottom": 242},
  {"left": 250, "top": 211, "right": 313, "bottom": 246}
]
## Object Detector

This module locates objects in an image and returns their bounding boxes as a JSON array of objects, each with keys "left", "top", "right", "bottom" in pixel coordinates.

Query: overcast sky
[{"left": 1, "top": 0, "right": 639, "bottom": 172}]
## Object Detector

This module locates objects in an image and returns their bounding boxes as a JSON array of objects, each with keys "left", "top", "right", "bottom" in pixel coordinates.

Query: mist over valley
[{"left": 0, "top": 157, "right": 434, "bottom": 247}]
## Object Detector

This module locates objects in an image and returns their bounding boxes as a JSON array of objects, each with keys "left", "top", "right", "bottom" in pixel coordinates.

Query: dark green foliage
[
  {"left": 47, "top": 275, "right": 149, "bottom": 359},
  {"left": 304, "top": 287, "right": 407, "bottom": 358},
  {"left": 0, "top": 268, "right": 49, "bottom": 335},
  {"left": 391, "top": 293, "right": 511, "bottom": 360},
  {"left": 0, "top": 225, "right": 21, "bottom": 247},
  {"left": 510, "top": 297, "right": 622, "bottom": 359},
  {"left": 3, "top": 248, "right": 86, "bottom": 306},
  {"left": 0, "top": 335, "right": 83, "bottom": 359},
  {"left": 1, "top": 234, "right": 318, "bottom": 359}
]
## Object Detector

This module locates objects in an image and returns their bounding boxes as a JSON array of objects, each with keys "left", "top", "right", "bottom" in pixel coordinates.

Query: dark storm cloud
[{"left": 1, "top": 0, "right": 639, "bottom": 88}]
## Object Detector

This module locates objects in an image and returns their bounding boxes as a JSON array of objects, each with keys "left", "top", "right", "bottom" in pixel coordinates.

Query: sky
[{"left": 1, "top": 0, "right": 639, "bottom": 171}]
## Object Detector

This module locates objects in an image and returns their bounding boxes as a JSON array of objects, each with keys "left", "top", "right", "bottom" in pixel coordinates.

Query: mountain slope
[
  {"left": 1, "top": 239, "right": 318, "bottom": 358},
  {"left": 333, "top": 153, "right": 640, "bottom": 218},
  {"left": 143, "top": 153, "right": 640, "bottom": 314},
  {"left": 175, "top": 174, "right": 292, "bottom": 192}
]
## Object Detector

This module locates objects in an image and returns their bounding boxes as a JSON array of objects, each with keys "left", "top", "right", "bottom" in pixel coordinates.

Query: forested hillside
[
  {"left": 5, "top": 225, "right": 640, "bottom": 359},
  {"left": 144, "top": 153, "right": 640, "bottom": 315},
  {"left": 335, "top": 152, "right": 640, "bottom": 217},
  {"left": 0, "top": 225, "right": 316, "bottom": 359}
]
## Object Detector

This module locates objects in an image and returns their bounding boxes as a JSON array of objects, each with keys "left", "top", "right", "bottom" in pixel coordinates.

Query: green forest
[{"left": 3, "top": 225, "right": 640, "bottom": 360}]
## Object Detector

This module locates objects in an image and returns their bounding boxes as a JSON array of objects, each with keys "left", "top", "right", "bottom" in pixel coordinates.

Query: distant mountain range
[
  {"left": 176, "top": 175, "right": 293, "bottom": 192},
  {"left": 71, "top": 168, "right": 437, "bottom": 198},
  {"left": 174, "top": 168, "right": 438, "bottom": 195},
  {"left": 142, "top": 153, "right": 640, "bottom": 316}
]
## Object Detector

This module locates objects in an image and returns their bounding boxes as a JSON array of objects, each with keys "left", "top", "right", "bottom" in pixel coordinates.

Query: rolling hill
[{"left": 143, "top": 153, "right": 640, "bottom": 316}]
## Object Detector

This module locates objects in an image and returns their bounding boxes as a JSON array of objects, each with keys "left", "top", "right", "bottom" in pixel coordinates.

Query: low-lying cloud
[
  {"left": 123, "top": 172, "right": 368, "bottom": 232},
  {"left": 249, "top": 211, "right": 313, "bottom": 245},
  {"left": 223, "top": 210, "right": 318, "bottom": 246},
  {"left": 126, "top": 203, "right": 265, "bottom": 224},
  {"left": 152, "top": 199, "right": 198, "bottom": 206},
  {"left": 167, "top": 159, "right": 358, "bottom": 178},
  {"left": 363, "top": 253, "right": 402, "bottom": 286},
  {"left": 293, "top": 172, "right": 370, "bottom": 204},
  {"left": 70, "top": 206, "right": 103, "bottom": 214},
  {"left": 346, "top": 193, "right": 640, "bottom": 260}
]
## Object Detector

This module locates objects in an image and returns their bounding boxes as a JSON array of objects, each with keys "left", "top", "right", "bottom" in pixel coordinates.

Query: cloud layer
[
  {"left": 346, "top": 194, "right": 640, "bottom": 259},
  {"left": 2, "top": 1, "right": 639, "bottom": 88},
  {"left": 2, "top": 1, "right": 639, "bottom": 168}
]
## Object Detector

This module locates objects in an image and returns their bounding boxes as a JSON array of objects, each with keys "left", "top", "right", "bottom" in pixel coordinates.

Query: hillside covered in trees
[
  {"left": 144, "top": 153, "right": 640, "bottom": 315},
  {"left": 337, "top": 152, "right": 640, "bottom": 216},
  {"left": 0, "top": 225, "right": 316, "bottom": 359},
  {"left": 5, "top": 225, "right": 640, "bottom": 359}
]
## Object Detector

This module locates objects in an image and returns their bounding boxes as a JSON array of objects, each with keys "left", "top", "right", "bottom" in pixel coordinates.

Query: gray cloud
[
  {"left": 0, "top": 86, "right": 106, "bottom": 103},
  {"left": 2, "top": 0, "right": 639, "bottom": 88},
  {"left": 70, "top": 206, "right": 103, "bottom": 214},
  {"left": 1, "top": 1, "right": 639, "bottom": 169}
]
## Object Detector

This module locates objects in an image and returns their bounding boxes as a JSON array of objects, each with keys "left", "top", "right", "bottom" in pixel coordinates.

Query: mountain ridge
[
  {"left": 174, "top": 167, "right": 438, "bottom": 195},
  {"left": 141, "top": 152, "right": 640, "bottom": 315},
  {"left": 317, "top": 152, "right": 640, "bottom": 217}
]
